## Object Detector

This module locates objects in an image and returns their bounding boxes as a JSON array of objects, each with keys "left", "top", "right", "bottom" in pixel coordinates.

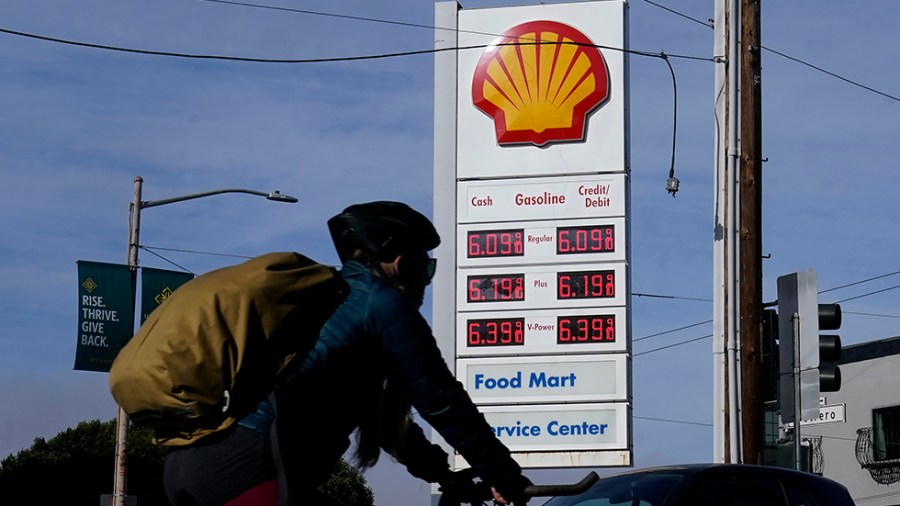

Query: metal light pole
[{"left": 114, "top": 175, "right": 297, "bottom": 506}]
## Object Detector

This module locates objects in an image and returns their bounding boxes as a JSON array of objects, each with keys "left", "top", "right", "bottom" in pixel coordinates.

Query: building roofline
[{"left": 839, "top": 335, "right": 900, "bottom": 365}]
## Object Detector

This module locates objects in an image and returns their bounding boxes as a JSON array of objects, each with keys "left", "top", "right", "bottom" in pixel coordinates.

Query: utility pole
[
  {"left": 712, "top": 0, "right": 742, "bottom": 464},
  {"left": 738, "top": 0, "right": 763, "bottom": 465},
  {"left": 112, "top": 177, "right": 144, "bottom": 506}
]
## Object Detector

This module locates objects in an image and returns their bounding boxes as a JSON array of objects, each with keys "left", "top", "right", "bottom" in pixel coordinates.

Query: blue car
[{"left": 540, "top": 464, "right": 855, "bottom": 506}]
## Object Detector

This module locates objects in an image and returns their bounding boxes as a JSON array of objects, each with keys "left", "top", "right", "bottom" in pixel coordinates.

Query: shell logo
[{"left": 472, "top": 20, "right": 610, "bottom": 147}]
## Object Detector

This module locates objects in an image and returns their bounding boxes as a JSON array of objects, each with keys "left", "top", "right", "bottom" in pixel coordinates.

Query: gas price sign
[
  {"left": 458, "top": 263, "right": 626, "bottom": 311},
  {"left": 433, "top": 0, "right": 632, "bottom": 470},
  {"left": 458, "top": 217, "right": 626, "bottom": 267},
  {"left": 457, "top": 307, "right": 627, "bottom": 356}
]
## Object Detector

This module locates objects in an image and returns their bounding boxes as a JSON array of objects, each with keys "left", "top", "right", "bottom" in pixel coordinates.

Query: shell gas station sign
[
  {"left": 471, "top": 20, "right": 611, "bottom": 147},
  {"left": 433, "top": 0, "right": 631, "bottom": 469}
]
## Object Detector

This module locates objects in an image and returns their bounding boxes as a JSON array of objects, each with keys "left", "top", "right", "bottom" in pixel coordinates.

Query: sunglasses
[{"left": 425, "top": 258, "right": 437, "bottom": 280}]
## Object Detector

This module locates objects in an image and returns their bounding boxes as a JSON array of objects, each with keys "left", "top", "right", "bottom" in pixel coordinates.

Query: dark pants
[{"left": 163, "top": 426, "right": 276, "bottom": 506}]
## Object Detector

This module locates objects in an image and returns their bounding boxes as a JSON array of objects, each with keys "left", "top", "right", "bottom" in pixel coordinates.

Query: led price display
[
  {"left": 557, "top": 224, "right": 615, "bottom": 255},
  {"left": 557, "top": 269, "right": 616, "bottom": 300},
  {"left": 467, "top": 317, "right": 525, "bottom": 347},
  {"left": 467, "top": 229, "right": 524, "bottom": 258},
  {"left": 557, "top": 315, "right": 616, "bottom": 344},
  {"left": 467, "top": 274, "right": 525, "bottom": 302}
]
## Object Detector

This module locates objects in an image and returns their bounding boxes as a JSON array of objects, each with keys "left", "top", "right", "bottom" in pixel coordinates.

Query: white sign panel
[
  {"left": 458, "top": 217, "right": 626, "bottom": 267},
  {"left": 458, "top": 174, "right": 626, "bottom": 224},
  {"left": 476, "top": 403, "right": 629, "bottom": 452},
  {"left": 458, "top": 355, "right": 627, "bottom": 404},
  {"left": 458, "top": 262, "right": 626, "bottom": 311},
  {"left": 456, "top": 2, "right": 626, "bottom": 179},
  {"left": 457, "top": 306, "right": 627, "bottom": 356}
]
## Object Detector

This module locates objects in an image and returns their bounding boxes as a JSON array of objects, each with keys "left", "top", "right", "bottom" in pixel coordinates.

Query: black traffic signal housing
[
  {"left": 817, "top": 303, "right": 842, "bottom": 392},
  {"left": 761, "top": 308, "right": 780, "bottom": 402}
]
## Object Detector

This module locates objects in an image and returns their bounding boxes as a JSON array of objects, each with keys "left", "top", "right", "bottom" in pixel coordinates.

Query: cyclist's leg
[
  {"left": 223, "top": 479, "right": 281, "bottom": 506},
  {"left": 163, "top": 425, "right": 276, "bottom": 506}
]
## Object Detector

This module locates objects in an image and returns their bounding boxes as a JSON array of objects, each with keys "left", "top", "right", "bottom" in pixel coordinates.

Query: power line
[
  {"left": 198, "top": 0, "right": 711, "bottom": 63},
  {"left": 200, "top": 0, "right": 442, "bottom": 32},
  {"left": 640, "top": 0, "right": 712, "bottom": 29},
  {"left": 634, "top": 334, "right": 712, "bottom": 356},
  {"left": 142, "top": 244, "right": 253, "bottom": 260},
  {"left": 763, "top": 268, "right": 900, "bottom": 308},
  {"left": 844, "top": 311, "right": 900, "bottom": 320},
  {"left": 0, "top": 25, "right": 712, "bottom": 64},
  {"left": 138, "top": 245, "right": 196, "bottom": 275},
  {"left": 633, "top": 292, "right": 712, "bottom": 302},
  {"left": 820, "top": 269, "right": 900, "bottom": 295},
  {"left": 640, "top": 0, "right": 900, "bottom": 103},
  {"left": 836, "top": 283, "right": 900, "bottom": 304},
  {"left": 0, "top": 26, "right": 445, "bottom": 62},
  {"left": 762, "top": 45, "right": 900, "bottom": 103},
  {"left": 634, "top": 415, "right": 713, "bottom": 428},
  {"left": 635, "top": 319, "right": 711, "bottom": 342}
]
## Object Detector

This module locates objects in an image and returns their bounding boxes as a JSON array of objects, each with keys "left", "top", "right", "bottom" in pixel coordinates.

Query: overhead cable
[
  {"left": 641, "top": 0, "right": 900, "bottom": 103},
  {"left": 0, "top": 26, "right": 711, "bottom": 63},
  {"left": 634, "top": 334, "right": 712, "bottom": 356},
  {"left": 138, "top": 245, "right": 195, "bottom": 275},
  {"left": 143, "top": 245, "right": 253, "bottom": 260}
]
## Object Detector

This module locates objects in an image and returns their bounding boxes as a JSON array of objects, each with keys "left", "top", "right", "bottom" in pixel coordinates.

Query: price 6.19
[{"left": 557, "top": 269, "right": 615, "bottom": 299}]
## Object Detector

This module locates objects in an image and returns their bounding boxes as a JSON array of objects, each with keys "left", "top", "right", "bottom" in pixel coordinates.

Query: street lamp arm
[{"left": 141, "top": 188, "right": 298, "bottom": 209}]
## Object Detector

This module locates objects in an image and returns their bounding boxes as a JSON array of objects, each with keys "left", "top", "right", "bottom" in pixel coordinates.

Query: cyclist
[{"left": 164, "top": 201, "right": 530, "bottom": 505}]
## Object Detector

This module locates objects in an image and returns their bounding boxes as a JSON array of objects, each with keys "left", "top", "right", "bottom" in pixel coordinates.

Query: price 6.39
[
  {"left": 467, "top": 318, "right": 525, "bottom": 347},
  {"left": 557, "top": 315, "right": 616, "bottom": 344}
]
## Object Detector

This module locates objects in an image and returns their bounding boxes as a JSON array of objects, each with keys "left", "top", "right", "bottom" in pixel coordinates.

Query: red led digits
[
  {"left": 556, "top": 224, "right": 615, "bottom": 255},
  {"left": 467, "top": 229, "right": 524, "bottom": 258},
  {"left": 467, "top": 274, "right": 525, "bottom": 302},
  {"left": 556, "top": 315, "right": 616, "bottom": 344},
  {"left": 557, "top": 269, "right": 615, "bottom": 299},
  {"left": 467, "top": 318, "right": 525, "bottom": 347}
]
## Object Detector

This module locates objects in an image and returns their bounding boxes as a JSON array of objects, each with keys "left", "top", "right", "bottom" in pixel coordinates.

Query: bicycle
[{"left": 437, "top": 468, "right": 599, "bottom": 506}]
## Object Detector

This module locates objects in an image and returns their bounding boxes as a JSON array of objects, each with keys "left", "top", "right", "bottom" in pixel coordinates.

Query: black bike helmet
[{"left": 328, "top": 201, "right": 441, "bottom": 264}]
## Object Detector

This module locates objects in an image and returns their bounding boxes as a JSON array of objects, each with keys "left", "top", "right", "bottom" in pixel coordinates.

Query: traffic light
[
  {"left": 776, "top": 269, "right": 842, "bottom": 424},
  {"left": 761, "top": 308, "right": 779, "bottom": 402},
  {"left": 817, "top": 303, "right": 842, "bottom": 393}
]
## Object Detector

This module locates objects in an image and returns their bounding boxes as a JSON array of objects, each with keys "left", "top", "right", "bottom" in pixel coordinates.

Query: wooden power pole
[{"left": 739, "top": 0, "right": 764, "bottom": 464}]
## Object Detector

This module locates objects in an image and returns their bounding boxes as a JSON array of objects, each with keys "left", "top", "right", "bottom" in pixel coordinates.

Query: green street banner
[
  {"left": 141, "top": 267, "right": 194, "bottom": 323},
  {"left": 75, "top": 261, "right": 134, "bottom": 372}
]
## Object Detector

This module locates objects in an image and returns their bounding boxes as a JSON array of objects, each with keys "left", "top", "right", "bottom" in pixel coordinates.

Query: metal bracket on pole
[{"left": 792, "top": 312, "right": 801, "bottom": 471}]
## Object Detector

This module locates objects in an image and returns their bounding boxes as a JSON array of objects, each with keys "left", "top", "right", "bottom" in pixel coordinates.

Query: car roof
[
  {"left": 602, "top": 464, "right": 851, "bottom": 494},
  {"left": 540, "top": 464, "right": 854, "bottom": 506}
]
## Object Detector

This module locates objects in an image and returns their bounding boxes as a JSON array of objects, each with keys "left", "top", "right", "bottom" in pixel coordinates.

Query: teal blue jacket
[{"left": 288, "top": 260, "right": 522, "bottom": 487}]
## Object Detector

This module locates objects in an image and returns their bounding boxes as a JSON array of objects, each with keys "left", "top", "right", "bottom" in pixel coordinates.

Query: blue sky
[{"left": 1, "top": 0, "right": 898, "bottom": 503}]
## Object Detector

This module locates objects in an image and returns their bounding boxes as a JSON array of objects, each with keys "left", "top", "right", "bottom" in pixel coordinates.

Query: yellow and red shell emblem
[{"left": 472, "top": 20, "right": 610, "bottom": 147}]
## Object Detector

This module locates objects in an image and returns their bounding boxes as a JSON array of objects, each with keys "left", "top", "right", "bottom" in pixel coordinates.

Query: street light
[
  {"left": 141, "top": 187, "right": 298, "bottom": 208},
  {"left": 113, "top": 175, "right": 297, "bottom": 506}
]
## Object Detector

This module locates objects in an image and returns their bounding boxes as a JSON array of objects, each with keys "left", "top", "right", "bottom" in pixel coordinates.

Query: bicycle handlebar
[
  {"left": 522, "top": 471, "right": 599, "bottom": 498},
  {"left": 438, "top": 470, "right": 599, "bottom": 506}
]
